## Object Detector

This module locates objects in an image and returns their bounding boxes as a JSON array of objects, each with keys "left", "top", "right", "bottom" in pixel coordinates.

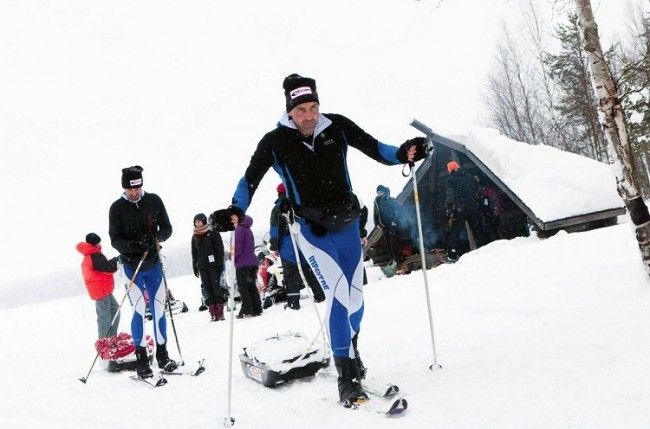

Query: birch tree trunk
[{"left": 575, "top": 0, "right": 650, "bottom": 273}]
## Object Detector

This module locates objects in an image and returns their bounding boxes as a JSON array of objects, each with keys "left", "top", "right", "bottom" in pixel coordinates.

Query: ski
[
  {"left": 341, "top": 396, "right": 408, "bottom": 416},
  {"left": 161, "top": 359, "right": 206, "bottom": 376},
  {"left": 361, "top": 378, "right": 399, "bottom": 398},
  {"left": 359, "top": 378, "right": 407, "bottom": 416},
  {"left": 386, "top": 397, "right": 408, "bottom": 415},
  {"left": 129, "top": 373, "right": 168, "bottom": 388}
]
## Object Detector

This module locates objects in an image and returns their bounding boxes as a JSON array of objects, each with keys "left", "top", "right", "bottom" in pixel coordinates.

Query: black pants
[
  {"left": 448, "top": 208, "right": 486, "bottom": 258},
  {"left": 283, "top": 259, "right": 325, "bottom": 304},
  {"left": 236, "top": 266, "right": 262, "bottom": 316},
  {"left": 199, "top": 265, "right": 225, "bottom": 306}
]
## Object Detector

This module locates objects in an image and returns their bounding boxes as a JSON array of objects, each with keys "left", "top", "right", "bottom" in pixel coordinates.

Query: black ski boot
[
  {"left": 352, "top": 334, "right": 366, "bottom": 380},
  {"left": 334, "top": 357, "right": 368, "bottom": 406},
  {"left": 156, "top": 343, "right": 178, "bottom": 372},
  {"left": 135, "top": 346, "right": 153, "bottom": 379},
  {"left": 285, "top": 295, "right": 300, "bottom": 310}
]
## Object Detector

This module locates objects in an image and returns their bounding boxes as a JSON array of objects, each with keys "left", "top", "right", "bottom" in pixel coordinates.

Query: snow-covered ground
[
  {"left": 2, "top": 1, "right": 648, "bottom": 427},
  {"left": 3, "top": 221, "right": 650, "bottom": 428}
]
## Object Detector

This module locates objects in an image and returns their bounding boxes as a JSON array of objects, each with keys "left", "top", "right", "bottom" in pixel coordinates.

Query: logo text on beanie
[
  {"left": 290, "top": 86, "right": 313, "bottom": 100},
  {"left": 129, "top": 179, "right": 143, "bottom": 187}
]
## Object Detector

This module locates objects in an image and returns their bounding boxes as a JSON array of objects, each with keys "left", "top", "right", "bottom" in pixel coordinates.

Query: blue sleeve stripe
[
  {"left": 378, "top": 141, "right": 400, "bottom": 164},
  {"left": 271, "top": 149, "right": 302, "bottom": 205},
  {"left": 285, "top": 169, "right": 301, "bottom": 205},
  {"left": 233, "top": 177, "right": 251, "bottom": 212},
  {"left": 270, "top": 224, "right": 278, "bottom": 239}
]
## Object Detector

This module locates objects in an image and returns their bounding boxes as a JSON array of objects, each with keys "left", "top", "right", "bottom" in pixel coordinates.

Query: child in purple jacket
[{"left": 231, "top": 213, "right": 263, "bottom": 318}]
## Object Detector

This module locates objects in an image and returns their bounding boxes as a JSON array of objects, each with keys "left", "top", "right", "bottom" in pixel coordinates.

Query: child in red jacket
[{"left": 76, "top": 233, "right": 120, "bottom": 338}]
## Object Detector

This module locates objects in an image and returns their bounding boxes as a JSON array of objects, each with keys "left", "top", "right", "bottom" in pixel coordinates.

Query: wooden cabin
[{"left": 364, "top": 120, "right": 626, "bottom": 271}]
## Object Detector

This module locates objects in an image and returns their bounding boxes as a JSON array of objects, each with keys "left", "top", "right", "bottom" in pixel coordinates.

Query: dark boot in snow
[
  {"left": 156, "top": 343, "right": 178, "bottom": 372},
  {"left": 135, "top": 346, "right": 153, "bottom": 379},
  {"left": 334, "top": 357, "right": 368, "bottom": 405},
  {"left": 208, "top": 305, "right": 217, "bottom": 321},
  {"left": 215, "top": 303, "right": 225, "bottom": 321},
  {"left": 285, "top": 295, "right": 300, "bottom": 310}
]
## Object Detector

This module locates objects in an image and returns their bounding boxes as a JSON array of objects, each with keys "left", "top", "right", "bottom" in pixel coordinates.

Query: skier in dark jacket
[
  {"left": 212, "top": 74, "right": 429, "bottom": 406},
  {"left": 76, "top": 233, "right": 120, "bottom": 339},
  {"left": 192, "top": 213, "right": 226, "bottom": 321},
  {"left": 269, "top": 183, "right": 324, "bottom": 309},
  {"left": 232, "top": 213, "right": 263, "bottom": 318},
  {"left": 445, "top": 161, "right": 486, "bottom": 261},
  {"left": 373, "top": 185, "right": 403, "bottom": 262},
  {"left": 108, "top": 165, "right": 177, "bottom": 378}
]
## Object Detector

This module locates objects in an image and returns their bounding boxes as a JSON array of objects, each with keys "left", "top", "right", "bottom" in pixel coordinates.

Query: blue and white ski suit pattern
[{"left": 233, "top": 112, "right": 402, "bottom": 358}]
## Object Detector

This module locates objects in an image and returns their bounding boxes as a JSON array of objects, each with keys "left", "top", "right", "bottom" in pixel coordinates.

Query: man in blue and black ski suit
[
  {"left": 109, "top": 165, "right": 178, "bottom": 379},
  {"left": 219, "top": 74, "right": 429, "bottom": 405}
]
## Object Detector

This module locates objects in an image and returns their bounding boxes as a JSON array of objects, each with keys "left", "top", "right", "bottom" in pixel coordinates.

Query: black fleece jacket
[
  {"left": 109, "top": 192, "right": 172, "bottom": 269},
  {"left": 232, "top": 113, "right": 401, "bottom": 212}
]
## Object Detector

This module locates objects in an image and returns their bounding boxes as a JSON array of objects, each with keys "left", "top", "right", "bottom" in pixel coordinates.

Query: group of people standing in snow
[
  {"left": 77, "top": 73, "right": 430, "bottom": 405},
  {"left": 372, "top": 159, "right": 506, "bottom": 266}
]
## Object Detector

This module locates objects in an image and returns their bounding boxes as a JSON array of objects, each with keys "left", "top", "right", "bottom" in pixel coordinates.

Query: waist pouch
[{"left": 296, "top": 193, "right": 361, "bottom": 232}]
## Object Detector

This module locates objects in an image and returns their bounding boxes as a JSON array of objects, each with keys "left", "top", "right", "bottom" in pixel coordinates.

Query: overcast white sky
[{"left": 0, "top": 0, "right": 641, "bottom": 282}]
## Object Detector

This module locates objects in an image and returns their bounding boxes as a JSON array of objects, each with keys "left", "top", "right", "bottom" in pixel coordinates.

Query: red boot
[{"left": 215, "top": 303, "right": 225, "bottom": 321}]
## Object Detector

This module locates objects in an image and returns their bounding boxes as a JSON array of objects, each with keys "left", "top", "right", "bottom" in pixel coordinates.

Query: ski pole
[
  {"left": 224, "top": 232, "right": 236, "bottom": 428},
  {"left": 79, "top": 250, "right": 149, "bottom": 384},
  {"left": 159, "top": 252, "right": 184, "bottom": 366},
  {"left": 283, "top": 210, "right": 331, "bottom": 361},
  {"left": 406, "top": 161, "right": 441, "bottom": 370}
]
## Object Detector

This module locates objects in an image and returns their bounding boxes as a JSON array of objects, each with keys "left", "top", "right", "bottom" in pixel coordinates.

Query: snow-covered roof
[{"left": 410, "top": 120, "right": 625, "bottom": 230}]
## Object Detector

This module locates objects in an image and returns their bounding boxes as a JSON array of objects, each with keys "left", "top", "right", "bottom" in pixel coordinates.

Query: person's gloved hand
[
  {"left": 139, "top": 233, "right": 157, "bottom": 250},
  {"left": 209, "top": 205, "right": 244, "bottom": 232},
  {"left": 396, "top": 137, "right": 432, "bottom": 164},
  {"left": 129, "top": 240, "right": 147, "bottom": 253},
  {"left": 278, "top": 198, "right": 293, "bottom": 214}
]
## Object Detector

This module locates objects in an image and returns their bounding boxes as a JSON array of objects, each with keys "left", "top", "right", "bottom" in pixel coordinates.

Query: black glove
[
  {"left": 209, "top": 205, "right": 244, "bottom": 232},
  {"left": 278, "top": 197, "right": 293, "bottom": 214},
  {"left": 139, "top": 233, "right": 157, "bottom": 250},
  {"left": 129, "top": 240, "right": 147, "bottom": 253},
  {"left": 396, "top": 137, "right": 432, "bottom": 164}
]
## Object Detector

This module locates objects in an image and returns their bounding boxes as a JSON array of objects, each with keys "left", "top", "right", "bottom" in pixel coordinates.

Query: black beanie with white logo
[
  {"left": 121, "top": 165, "right": 143, "bottom": 189},
  {"left": 283, "top": 73, "right": 319, "bottom": 112}
]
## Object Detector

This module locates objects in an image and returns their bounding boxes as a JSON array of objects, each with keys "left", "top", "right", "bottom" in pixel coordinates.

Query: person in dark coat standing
[
  {"left": 76, "top": 233, "right": 120, "bottom": 339},
  {"left": 213, "top": 73, "right": 429, "bottom": 405},
  {"left": 269, "top": 183, "right": 324, "bottom": 309},
  {"left": 445, "top": 161, "right": 486, "bottom": 261},
  {"left": 373, "top": 185, "right": 403, "bottom": 262},
  {"left": 192, "top": 213, "right": 226, "bottom": 321},
  {"left": 108, "top": 165, "right": 177, "bottom": 378},
  {"left": 231, "top": 213, "right": 263, "bottom": 318}
]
